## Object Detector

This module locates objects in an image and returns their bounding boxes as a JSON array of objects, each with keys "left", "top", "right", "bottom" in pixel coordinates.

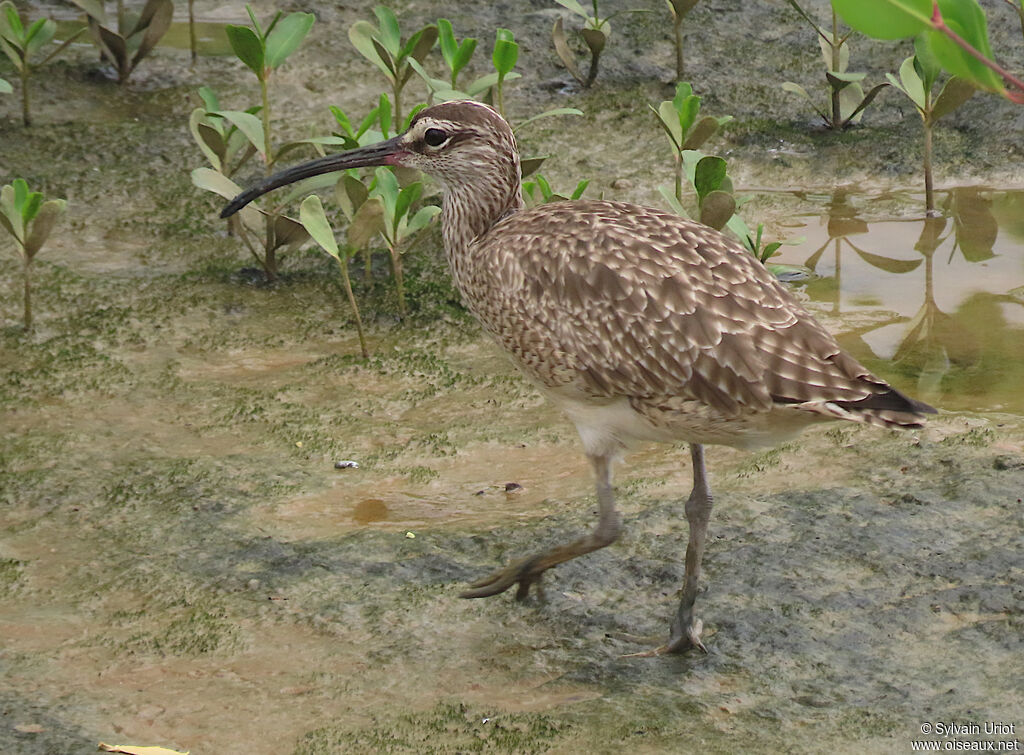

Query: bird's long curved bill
[{"left": 220, "top": 135, "right": 404, "bottom": 218}]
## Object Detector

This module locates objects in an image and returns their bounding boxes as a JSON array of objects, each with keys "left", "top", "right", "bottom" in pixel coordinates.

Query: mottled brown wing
[{"left": 478, "top": 200, "right": 890, "bottom": 414}]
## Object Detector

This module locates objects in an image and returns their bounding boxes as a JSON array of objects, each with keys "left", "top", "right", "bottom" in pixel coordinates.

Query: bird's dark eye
[{"left": 423, "top": 128, "right": 448, "bottom": 147}]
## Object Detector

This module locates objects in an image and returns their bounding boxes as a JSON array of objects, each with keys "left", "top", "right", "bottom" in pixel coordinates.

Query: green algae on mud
[{"left": 2, "top": 0, "right": 1024, "bottom": 752}]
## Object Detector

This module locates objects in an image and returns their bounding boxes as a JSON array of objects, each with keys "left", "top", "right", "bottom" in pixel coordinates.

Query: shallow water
[{"left": 773, "top": 188, "right": 1024, "bottom": 413}]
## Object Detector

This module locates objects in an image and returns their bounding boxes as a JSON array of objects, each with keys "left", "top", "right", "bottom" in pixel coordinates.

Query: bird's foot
[
  {"left": 621, "top": 619, "right": 707, "bottom": 657},
  {"left": 459, "top": 555, "right": 547, "bottom": 601}
]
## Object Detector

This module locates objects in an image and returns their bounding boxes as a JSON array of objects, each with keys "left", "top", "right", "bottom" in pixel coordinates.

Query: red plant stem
[{"left": 930, "top": 1, "right": 1024, "bottom": 103}]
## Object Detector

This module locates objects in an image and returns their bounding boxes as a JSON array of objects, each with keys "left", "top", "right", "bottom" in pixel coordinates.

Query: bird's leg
[
  {"left": 460, "top": 453, "right": 622, "bottom": 601},
  {"left": 629, "top": 443, "right": 712, "bottom": 656}
]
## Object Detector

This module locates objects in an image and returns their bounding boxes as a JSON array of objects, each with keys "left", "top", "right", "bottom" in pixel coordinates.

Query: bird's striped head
[{"left": 221, "top": 100, "right": 519, "bottom": 218}]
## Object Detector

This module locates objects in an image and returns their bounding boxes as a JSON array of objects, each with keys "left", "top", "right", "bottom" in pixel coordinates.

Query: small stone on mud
[
  {"left": 504, "top": 482, "right": 523, "bottom": 492},
  {"left": 334, "top": 460, "right": 360, "bottom": 469}
]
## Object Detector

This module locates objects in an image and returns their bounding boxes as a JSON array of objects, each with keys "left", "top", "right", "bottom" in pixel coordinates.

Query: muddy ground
[{"left": 2, "top": 0, "right": 1023, "bottom": 753}]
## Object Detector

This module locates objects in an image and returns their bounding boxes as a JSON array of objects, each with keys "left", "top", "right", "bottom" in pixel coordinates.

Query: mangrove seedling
[
  {"left": 409, "top": 21, "right": 517, "bottom": 104},
  {"left": 368, "top": 166, "right": 440, "bottom": 316},
  {"left": 225, "top": 5, "right": 315, "bottom": 169},
  {"left": 436, "top": 18, "right": 476, "bottom": 90},
  {"left": 491, "top": 28, "right": 519, "bottom": 118},
  {"left": 189, "top": 86, "right": 259, "bottom": 179},
  {"left": 522, "top": 174, "right": 590, "bottom": 207},
  {"left": 665, "top": 0, "right": 700, "bottom": 80},
  {"left": 348, "top": 6, "right": 437, "bottom": 124},
  {"left": 659, "top": 153, "right": 802, "bottom": 272},
  {"left": 651, "top": 81, "right": 732, "bottom": 206},
  {"left": 551, "top": 0, "right": 647, "bottom": 88},
  {"left": 0, "top": 179, "right": 66, "bottom": 330},
  {"left": 209, "top": 6, "right": 317, "bottom": 280},
  {"left": 191, "top": 166, "right": 311, "bottom": 281},
  {"left": 299, "top": 194, "right": 381, "bottom": 358},
  {"left": 335, "top": 171, "right": 383, "bottom": 283},
  {"left": 781, "top": 0, "right": 888, "bottom": 130},
  {"left": 0, "top": 1, "right": 85, "bottom": 125},
  {"left": 330, "top": 104, "right": 388, "bottom": 150},
  {"left": 69, "top": 0, "right": 173, "bottom": 84},
  {"left": 412, "top": 22, "right": 582, "bottom": 124},
  {"left": 552, "top": 0, "right": 650, "bottom": 88},
  {"left": 1005, "top": 0, "right": 1024, "bottom": 41},
  {"left": 887, "top": 47, "right": 975, "bottom": 214},
  {"left": 832, "top": 0, "right": 1024, "bottom": 103}
]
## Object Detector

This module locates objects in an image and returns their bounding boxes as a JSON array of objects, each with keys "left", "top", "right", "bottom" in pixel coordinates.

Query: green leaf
[
  {"left": 681, "top": 115, "right": 722, "bottom": 150},
  {"left": 569, "top": 180, "right": 590, "bottom": 200},
  {"left": 299, "top": 194, "right": 339, "bottom": 258},
  {"left": 374, "top": 5, "right": 401, "bottom": 55},
  {"left": 395, "top": 181, "right": 422, "bottom": 223},
  {"left": 190, "top": 110, "right": 225, "bottom": 171},
  {"left": 197, "top": 85, "right": 220, "bottom": 112},
  {"left": 12, "top": 178, "right": 27, "bottom": 211},
  {"left": 377, "top": 92, "right": 392, "bottom": 137},
  {"left": 677, "top": 94, "right": 700, "bottom": 135},
  {"left": 654, "top": 101, "right": 683, "bottom": 149},
  {"left": 225, "top": 24, "right": 265, "bottom": 78},
  {"left": 0, "top": 76, "right": 11, "bottom": 93},
  {"left": 405, "top": 204, "right": 440, "bottom": 235},
  {"left": 520, "top": 156, "right": 546, "bottom": 178},
  {"left": 21, "top": 191, "right": 43, "bottom": 224},
  {"left": 930, "top": 76, "right": 975, "bottom": 122},
  {"left": 1, "top": 2, "right": 24, "bottom": 43},
  {"left": 405, "top": 24, "right": 438, "bottom": 65},
  {"left": 581, "top": 27, "right": 606, "bottom": 56},
  {"left": 925, "top": 1, "right": 1002, "bottom": 93},
  {"left": 693, "top": 155, "right": 726, "bottom": 199},
  {"left": 191, "top": 167, "right": 243, "bottom": 200},
  {"left": 214, "top": 110, "right": 266, "bottom": 157},
  {"left": 335, "top": 174, "right": 369, "bottom": 221},
  {"left": 349, "top": 19, "right": 391, "bottom": 77},
  {"left": 514, "top": 107, "right": 583, "bottom": 131},
  {"left": 25, "top": 18, "right": 56, "bottom": 58},
  {"left": 554, "top": 0, "right": 590, "bottom": 18},
  {"left": 438, "top": 18, "right": 456, "bottom": 62},
  {"left": 552, "top": 17, "right": 582, "bottom": 84},
  {"left": 278, "top": 173, "right": 345, "bottom": 207},
  {"left": 0, "top": 183, "right": 24, "bottom": 242},
  {"left": 830, "top": 0, "right": 930, "bottom": 39},
  {"left": 67, "top": 0, "right": 106, "bottom": 24},
  {"left": 348, "top": 196, "right": 385, "bottom": 250},
  {"left": 913, "top": 32, "right": 943, "bottom": 91},
  {"left": 492, "top": 28, "right": 518, "bottom": 76},
  {"left": 264, "top": 11, "right": 313, "bottom": 69},
  {"left": 131, "top": 0, "right": 173, "bottom": 69},
  {"left": 699, "top": 190, "right": 735, "bottom": 230},
  {"left": 23, "top": 198, "right": 66, "bottom": 258},
  {"left": 270, "top": 213, "right": 309, "bottom": 252},
  {"left": 330, "top": 105, "right": 354, "bottom": 137},
  {"left": 897, "top": 55, "right": 927, "bottom": 109}
]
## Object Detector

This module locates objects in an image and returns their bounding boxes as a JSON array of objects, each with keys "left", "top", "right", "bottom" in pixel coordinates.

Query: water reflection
[{"left": 777, "top": 189, "right": 1024, "bottom": 413}]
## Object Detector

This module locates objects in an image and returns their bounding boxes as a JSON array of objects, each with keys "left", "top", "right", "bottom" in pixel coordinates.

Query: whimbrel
[{"left": 223, "top": 100, "right": 935, "bottom": 653}]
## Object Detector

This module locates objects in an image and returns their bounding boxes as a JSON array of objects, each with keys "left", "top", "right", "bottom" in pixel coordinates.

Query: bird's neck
[{"left": 440, "top": 161, "right": 524, "bottom": 283}]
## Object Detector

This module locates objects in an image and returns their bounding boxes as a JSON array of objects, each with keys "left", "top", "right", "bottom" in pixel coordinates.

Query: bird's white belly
[{"left": 545, "top": 389, "right": 825, "bottom": 460}]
